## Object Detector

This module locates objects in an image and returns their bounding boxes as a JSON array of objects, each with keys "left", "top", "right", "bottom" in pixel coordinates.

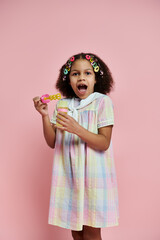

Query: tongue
[
  {"left": 79, "top": 89, "right": 86, "bottom": 93},
  {"left": 78, "top": 87, "right": 87, "bottom": 94}
]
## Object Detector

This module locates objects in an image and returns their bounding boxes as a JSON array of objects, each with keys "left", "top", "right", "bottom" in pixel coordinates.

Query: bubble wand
[{"left": 40, "top": 93, "right": 61, "bottom": 103}]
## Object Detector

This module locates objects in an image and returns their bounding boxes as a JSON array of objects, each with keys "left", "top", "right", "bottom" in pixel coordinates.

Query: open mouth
[{"left": 77, "top": 84, "right": 88, "bottom": 90}]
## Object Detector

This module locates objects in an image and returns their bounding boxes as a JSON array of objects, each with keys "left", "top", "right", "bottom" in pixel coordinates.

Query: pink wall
[{"left": 1, "top": 0, "right": 160, "bottom": 239}]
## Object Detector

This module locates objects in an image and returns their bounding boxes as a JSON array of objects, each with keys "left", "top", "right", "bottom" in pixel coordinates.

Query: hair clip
[
  {"left": 62, "top": 54, "right": 102, "bottom": 81},
  {"left": 94, "top": 66, "right": 100, "bottom": 72},
  {"left": 70, "top": 56, "right": 75, "bottom": 62},
  {"left": 63, "top": 75, "right": 67, "bottom": 81},
  {"left": 100, "top": 70, "right": 104, "bottom": 75},
  {"left": 85, "top": 54, "right": 100, "bottom": 72},
  {"left": 63, "top": 56, "right": 75, "bottom": 76},
  {"left": 86, "top": 55, "right": 91, "bottom": 60},
  {"left": 64, "top": 69, "right": 68, "bottom": 75}
]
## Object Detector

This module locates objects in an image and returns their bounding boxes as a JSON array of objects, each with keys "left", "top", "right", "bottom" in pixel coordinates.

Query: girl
[{"left": 33, "top": 52, "right": 119, "bottom": 240}]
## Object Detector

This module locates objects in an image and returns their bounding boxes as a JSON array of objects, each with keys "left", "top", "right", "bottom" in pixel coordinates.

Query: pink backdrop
[{"left": 1, "top": 0, "right": 160, "bottom": 239}]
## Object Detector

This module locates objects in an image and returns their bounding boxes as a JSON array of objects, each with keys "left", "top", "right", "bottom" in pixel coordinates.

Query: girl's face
[{"left": 69, "top": 59, "right": 96, "bottom": 99}]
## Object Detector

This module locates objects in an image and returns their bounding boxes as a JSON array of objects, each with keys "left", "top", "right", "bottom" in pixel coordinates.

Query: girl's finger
[
  {"left": 33, "top": 96, "right": 40, "bottom": 102},
  {"left": 55, "top": 124, "right": 65, "bottom": 131},
  {"left": 56, "top": 118, "right": 62, "bottom": 124},
  {"left": 38, "top": 101, "right": 47, "bottom": 108},
  {"left": 58, "top": 112, "right": 70, "bottom": 120},
  {"left": 34, "top": 99, "right": 41, "bottom": 106},
  {"left": 57, "top": 114, "right": 67, "bottom": 121}
]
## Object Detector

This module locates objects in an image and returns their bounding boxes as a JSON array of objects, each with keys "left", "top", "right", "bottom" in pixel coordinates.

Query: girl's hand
[
  {"left": 33, "top": 96, "right": 49, "bottom": 117},
  {"left": 55, "top": 112, "right": 80, "bottom": 134}
]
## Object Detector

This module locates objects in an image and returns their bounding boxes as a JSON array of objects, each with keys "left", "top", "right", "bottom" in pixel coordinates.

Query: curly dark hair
[{"left": 55, "top": 52, "right": 115, "bottom": 98}]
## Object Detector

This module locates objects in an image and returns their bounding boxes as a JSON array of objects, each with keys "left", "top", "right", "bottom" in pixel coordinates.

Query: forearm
[
  {"left": 42, "top": 115, "right": 55, "bottom": 148},
  {"left": 75, "top": 124, "right": 108, "bottom": 151}
]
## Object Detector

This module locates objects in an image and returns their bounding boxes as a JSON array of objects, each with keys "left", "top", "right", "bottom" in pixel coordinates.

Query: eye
[
  {"left": 72, "top": 73, "right": 78, "bottom": 76},
  {"left": 86, "top": 72, "right": 91, "bottom": 75}
]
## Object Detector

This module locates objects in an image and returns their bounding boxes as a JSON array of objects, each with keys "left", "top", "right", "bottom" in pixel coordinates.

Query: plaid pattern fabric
[{"left": 48, "top": 94, "right": 119, "bottom": 230}]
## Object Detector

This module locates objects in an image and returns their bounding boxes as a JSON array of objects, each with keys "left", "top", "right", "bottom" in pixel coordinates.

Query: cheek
[
  {"left": 69, "top": 80, "right": 76, "bottom": 89},
  {"left": 69, "top": 77, "right": 77, "bottom": 85},
  {"left": 93, "top": 77, "right": 96, "bottom": 85}
]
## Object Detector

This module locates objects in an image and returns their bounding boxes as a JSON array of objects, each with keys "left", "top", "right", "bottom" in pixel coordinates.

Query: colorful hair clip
[
  {"left": 94, "top": 66, "right": 99, "bottom": 72},
  {"left": 63, "top": 56, "right": 75, "bottom": 75},
  {"left": 85, "top": 55, "right": 100, "bottom": 72},
  {"left": 100, "top": 70, "right": 104, "bottom": 75},
  {"left": 86, "top": 55, "right": 91, "bottom": 60},
  {"left": 66, "top": 66, "right": 70, "bottom": 71},
  {"left": 90, "top": 58, "right": 94, "bottom": 63},
  {"left": 64, "top": 69, "right": 68, "bottom": 75},
  {"left": 70, "top": 56, "right": 75, "bottom": 61},
  {"left": 91, "top": 62, "right": 97, "bottom": 67},
  {"left": 68, "top": 60, "right": 72, "bottom": 67},
  {"left": 63, "top": 54, "right": 101, "bottom": 81},
  {"left": 63, "top": 75, "right": 67, "bottom": 81}
]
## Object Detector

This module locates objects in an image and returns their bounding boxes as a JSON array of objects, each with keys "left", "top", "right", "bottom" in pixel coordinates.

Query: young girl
[{"left": 33, "top": 52, "right": 119, "bottom": 240}]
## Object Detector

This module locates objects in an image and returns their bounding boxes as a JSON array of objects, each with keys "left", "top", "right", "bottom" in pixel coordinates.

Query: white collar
[{"left": 67, "top": 92, "right": 105, "bottom": 121}]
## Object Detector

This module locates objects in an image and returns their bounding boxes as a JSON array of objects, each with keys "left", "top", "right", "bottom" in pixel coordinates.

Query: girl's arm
[
  {"left": 75, "top": 124, "right": 113, "bottom": 151},
  {"left": 42, "top": 115, "right": 56, "bottom": 149},
  {"left": 56, "top": 112, "right": 113, "bottom": 151},
  {"left": 33, "top": 96, "right": 56, "bottom": 149}
]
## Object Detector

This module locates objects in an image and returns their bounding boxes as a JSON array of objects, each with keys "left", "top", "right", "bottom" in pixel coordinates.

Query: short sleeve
[
  {"left": 97, "top": 96, "right": 114, "bottom": 128},
  {"left": 50, "top": 102, "right": 58, "bottom": 124}
]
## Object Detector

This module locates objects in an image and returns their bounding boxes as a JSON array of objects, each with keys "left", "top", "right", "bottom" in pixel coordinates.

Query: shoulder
[{"left": 95, "top": 94, "right": 114, "bottom": 108}]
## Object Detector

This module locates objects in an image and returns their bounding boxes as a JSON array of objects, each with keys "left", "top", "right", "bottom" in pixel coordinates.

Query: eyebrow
[{"left": 71, "top": 68, "right": 93, "bottom": 72}]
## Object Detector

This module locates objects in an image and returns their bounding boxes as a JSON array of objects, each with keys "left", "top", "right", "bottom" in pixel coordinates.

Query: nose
[{"left": 78, "top": 73, "right": 85, "bottom": 81}]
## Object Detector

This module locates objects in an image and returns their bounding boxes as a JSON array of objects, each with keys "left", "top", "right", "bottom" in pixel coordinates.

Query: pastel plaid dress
[{"left": 48, "top": 92, "right": 119, "bottom": 231}]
